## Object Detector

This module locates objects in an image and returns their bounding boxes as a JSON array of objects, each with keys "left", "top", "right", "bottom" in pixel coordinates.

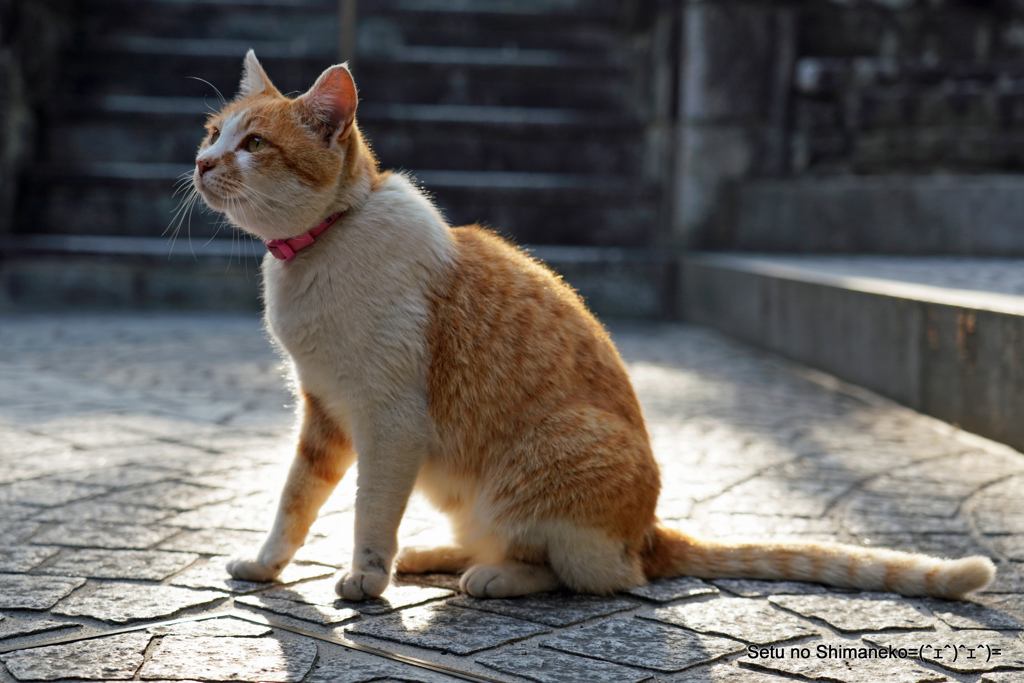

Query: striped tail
[{"left": 642, "top": 525, "right": 995, "bottom": 600}]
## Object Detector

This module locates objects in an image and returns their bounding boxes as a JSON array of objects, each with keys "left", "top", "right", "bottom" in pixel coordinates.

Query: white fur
[
  {"left": 259, "top": 173, "right": 455, "bottom": 597},
  {"left": 240, "top": 49, "right": 269, "bottom": 98}
]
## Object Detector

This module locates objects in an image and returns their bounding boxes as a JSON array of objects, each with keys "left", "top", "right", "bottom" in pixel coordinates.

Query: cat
[{"left": 194, "top": 50, "right": 995, "bottom": 601}]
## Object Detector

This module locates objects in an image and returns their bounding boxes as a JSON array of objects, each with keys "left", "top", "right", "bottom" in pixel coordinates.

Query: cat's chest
[
  {"left": 264, "top": 255, "right": 387, "bottom": 372},
  {"left": 261, "top": 242, "right": 439, "bottom": 409}
]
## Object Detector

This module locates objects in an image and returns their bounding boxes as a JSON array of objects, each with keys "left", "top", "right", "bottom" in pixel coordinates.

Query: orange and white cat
[{"left": 194, "top": 51, "right": 994, "bottom": 601}]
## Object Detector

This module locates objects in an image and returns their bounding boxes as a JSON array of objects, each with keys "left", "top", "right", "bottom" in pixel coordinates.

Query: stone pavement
[{"left": 3, "top": 314, "right": 1024, "bottom": 683}]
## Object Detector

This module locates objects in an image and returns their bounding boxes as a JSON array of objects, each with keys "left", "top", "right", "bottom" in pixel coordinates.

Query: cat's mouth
[{"left": 194, "top": 172, "right": 230, "bottom": 211}]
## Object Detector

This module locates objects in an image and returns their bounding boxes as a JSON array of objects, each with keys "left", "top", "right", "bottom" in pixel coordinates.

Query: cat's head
[{"left": 193, "top": 51, "right": 374, "bottom": 241}]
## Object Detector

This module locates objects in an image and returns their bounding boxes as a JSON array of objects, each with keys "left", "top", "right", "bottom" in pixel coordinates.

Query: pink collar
[{"left": 266, "top": 212, "right": 344, "bottom": 260}]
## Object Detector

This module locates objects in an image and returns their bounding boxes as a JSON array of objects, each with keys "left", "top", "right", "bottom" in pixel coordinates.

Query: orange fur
[
  {"left": 297, "top": 392, "right": 353, "bottom": 485},
  {"left": 202, "top": 53, "right": 995, "bottom": 601}
]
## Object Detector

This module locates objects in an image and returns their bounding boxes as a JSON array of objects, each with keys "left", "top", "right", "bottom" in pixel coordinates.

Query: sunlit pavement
[{"left": 2, "top": 313, "right": 1024, "bottom": 683}]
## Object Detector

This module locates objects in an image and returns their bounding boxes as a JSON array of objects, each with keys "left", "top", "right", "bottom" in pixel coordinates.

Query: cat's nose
[{"left": 196, "top": 158, "right": 215, "bottom": 175}]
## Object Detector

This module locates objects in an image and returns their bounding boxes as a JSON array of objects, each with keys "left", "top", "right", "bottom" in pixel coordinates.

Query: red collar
[{"left": 266, "top": 212, "right": 344, "bottom": 260}]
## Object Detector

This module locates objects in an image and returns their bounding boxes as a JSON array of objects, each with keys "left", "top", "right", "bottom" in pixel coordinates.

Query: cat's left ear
[
  {"left": 299, "top": 63, "right": 358, "bottom": 146},
  {"left": 237, "top": 50, "right": 281, "bottom": 98}
]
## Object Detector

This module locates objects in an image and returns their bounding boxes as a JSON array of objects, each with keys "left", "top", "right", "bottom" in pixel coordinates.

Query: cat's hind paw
[
  {"left": 460, "top": 562, "right": 560, "bottom": 598},
  {"left": 336, "top": 568, "right": 389, "bottom": 600},
  {"left": 226, "top": 557, "right": 283, "bottom": 583}
]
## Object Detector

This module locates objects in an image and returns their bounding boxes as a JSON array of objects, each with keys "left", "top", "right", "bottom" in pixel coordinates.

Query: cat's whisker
[
  {"left": 235, "top": 185, "right": 276, "bottom": 226},
  {"left": 165, "top": 186, "right": 200, "bottom": 257},
  {"left": 188, "top": 76, "right": 226, "bottom": 106}
]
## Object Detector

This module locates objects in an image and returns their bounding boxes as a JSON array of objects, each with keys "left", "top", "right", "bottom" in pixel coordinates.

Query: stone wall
[
  {"left": 669, "top": 0, "right": 1024, "bottom": 246},
  {"left": 794, "top": 0, "right": 1024, "bottom": 175},
  {"left": 0, "top": 0, "right": 76, "bottom": 235}
]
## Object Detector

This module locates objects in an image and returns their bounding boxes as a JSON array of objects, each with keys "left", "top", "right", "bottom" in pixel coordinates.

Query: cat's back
[{"left": 426, "top": 226, "right": 648, "bottom": 472}]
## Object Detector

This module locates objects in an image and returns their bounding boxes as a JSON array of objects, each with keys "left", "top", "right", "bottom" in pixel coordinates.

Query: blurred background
[
  {"left": 2, "top": 0, "right": 1021, "bottom": 315},
  {"left": 3, "top": 0, "right": 1024, "bottom": 447},
  {"left": 0, "top": 0, "right": 1019, "bottom": 315}
]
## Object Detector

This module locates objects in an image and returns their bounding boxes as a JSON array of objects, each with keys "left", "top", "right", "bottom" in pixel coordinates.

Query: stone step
[
  {"left": 82, "top": 0, "right": 337, "bottom": 46},
  {"left": 45, "top": 97, "right": 644, "bottom": 174},
  {"left": 1, "top": 237, "right": 672, "bottom": 319},
  {"left": 357, "top": 6, "right": 618, "bottom": 53},
  {"left": 682, "top": 253, "right": 1024, "bottom": 452},
  {"left": 63, "top": 42, "right": 628, "bottom": 108},
  {"left": 366, "top": 0, "right": 618, "bottom": 18},
  {"left": 20, "top": 163, "right": 658, "bottom": 246},
  {"left": 715, "top": 175, "right": 1024, "bottom": 255},
  {"left": 83, "top": 0, "right": 619, "bottom": 52}
]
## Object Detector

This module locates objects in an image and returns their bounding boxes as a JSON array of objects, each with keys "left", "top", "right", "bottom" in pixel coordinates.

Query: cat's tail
[{"left": 642, "top": 525, "right": 995, "bottom": 600}]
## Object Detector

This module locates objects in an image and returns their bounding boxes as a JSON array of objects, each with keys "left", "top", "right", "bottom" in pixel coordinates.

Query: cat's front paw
[
  {"left": 226, "top": 557, "right": 283, "bottom": 583},
  {"left": 336, "top": 568, "right": 389, "bottom": 600}
]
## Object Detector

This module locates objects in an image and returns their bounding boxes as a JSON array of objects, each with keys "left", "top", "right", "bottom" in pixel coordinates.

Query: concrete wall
[
  {"left": 683, "top": 254, "right": 1024, "bottom": 452},
  {"left": 668, "top": 1, "right": 795, "bottom": 247}
]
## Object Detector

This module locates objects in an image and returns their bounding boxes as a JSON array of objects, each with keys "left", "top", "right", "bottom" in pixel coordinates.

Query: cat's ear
[
  {"left": 237, "top": 50, "right": 280, "bottom": 98},
  {"left": 298, "top": 63, "right": 358, "bottom": 146}
]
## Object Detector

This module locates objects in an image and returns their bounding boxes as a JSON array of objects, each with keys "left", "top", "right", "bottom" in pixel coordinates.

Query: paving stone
[
  {"left": 986, "top": 536, "right": 1024, "bottom": 561},
  {"left": 0, "top": 632, "right": 151, "bottom": 681},
  {"left": 346, "top": 602, "right": 551, "bottom": 655},
  {"left": 306, "top": 655, "right": 454, "bottom": 683},
  {"left": 51, "top": 584, "right": 225, "bottom": 623},
  {"left": 641, "top": 597, "right": 818, "bottom": 645},
  {"left": 625, "top": 576, "right": 719, "bottom": 602},
  {"left": 976, "top": 595, "right": 1024, "bottom": 625},
  {"left": 863, "top": 630, "right": 1024, "bottom": 673},
  {"left": 100, "top": 482, "right": 235, "bottom": 510},
  {"left": 841, "top": 514, "right": 971, "bottom": 534},
  {"left": 31, "top": 523, "right": 177, "bottom": 550},
  {"left": 0, "top": 615, "right": 83, "bottom": 641},
  {"left": 139, "top": 636, "right": 316, "bottom": 682},
  {"left": 36, "top": 549, "right": 199, "bottom": 581},
  {"left": 34, "top": 501, "right": 174, "bottom": 525},
  {"left": 394, "top": 572, "right": 463, "bottom": 592},
  {"left": 52, "top": 466, "right": 175, "bottom": 488},
  {"left": 541, "top": 618, "right": 745, "bottom": 672},
  {"left": 852, "top": 533, "right": 986, "bottom": 559},
  {"left": 0, "top": 506, "right": 41, "bottom": 522},
  {"left": 712, "top": 578, "right": 829, "bottom": 597},
  {"left": 0, "top": 480, "right": 106, "bottom": 507},
  {"left": 0, "top": 522, "right": 40, "bottom": 547},
  {"left": 2, "top": 431, "right": 68, "bottom": 457},
  {"left": 703, "top": 663, "right": 808, "bottom": 682},
  {"left": 0, "top": 574, "right": 86, "bottom": 610},
  {"left": 157, "top": 528, "right": 266, "bottom": 555},
  {"left": 477, "top": 647, "right": 654, "bottom": 683},
  {"left": 844, "top": 494, "right": 962, "bottom": 518},
  {"left": 743, "top": 640, "right": 951, "bottom": 682},
  {"left": 236, "top": 595, "right": 359, "bottom": 626},
  {"left": 148, "top": 617, "right": 272, "bottom": 637},
  {"left": 769, "top": 593, "right": 934, "bottom": 632},
  {"left": 450, "top": 592, "right": 635, "bottom": 627},
  {"left": 264, "top": 578, "right": 452, "bottom": 615},
  {"left": 705, "top": 478, "right": 851, "bottom": 517},
  {"left": 983, "top": 673, "right": 1024, "bottom": 682},
  {"left": 163, "top": 498, "right": 277, "bottom": 532},
  {"left": 168, "top": 557, "right": 332, "bottom": 593},
  {"left": 28, "top": 419, "right": 151, "bottom": 450},
  {"left": 0, "top": 546, "right": 60, "bottom": 572},
  {"left": 923, "top": 598, "right": 1024, "bottom": 630}
]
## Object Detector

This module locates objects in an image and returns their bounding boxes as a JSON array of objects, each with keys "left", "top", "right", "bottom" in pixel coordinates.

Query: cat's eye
[
  {"left": 247, "top": 136, "right": 266, "bottom": 153},
  {"left": 210, "top": 129, "right": 220, "bottom": 144}
]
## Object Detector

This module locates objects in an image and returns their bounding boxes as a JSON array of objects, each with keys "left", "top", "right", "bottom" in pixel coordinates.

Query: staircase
[{"left": 6, "top": 0, "right": 664, "bottom": 311}]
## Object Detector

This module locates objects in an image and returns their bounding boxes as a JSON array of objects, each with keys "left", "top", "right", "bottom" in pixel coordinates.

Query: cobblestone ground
[{"left": 2, "top": 313, "right": 1024, "bottom": 683}]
